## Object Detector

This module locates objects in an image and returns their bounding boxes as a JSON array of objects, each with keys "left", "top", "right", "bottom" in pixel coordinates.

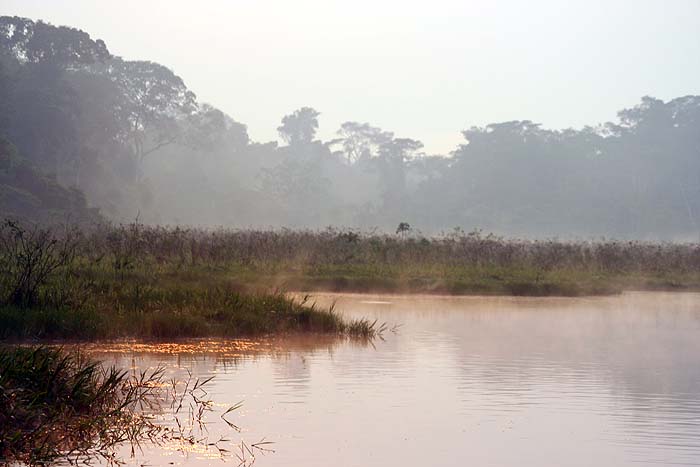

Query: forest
[{"left": 1, "top": 16, "right": 699, "bottom": 240}]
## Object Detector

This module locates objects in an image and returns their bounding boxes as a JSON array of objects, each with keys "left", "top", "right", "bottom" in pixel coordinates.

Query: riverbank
[
  {"left": 227, "top": 266, "right": 700, "bottom": 297},
  {"left": 92, "top": 223, "right": 695, "bottom": 298},
  {"left": 1, "top": 221, "right": 698, "bottom": 341},
  {"left": 0, "top": 288, "right": 379, "bottom": 341}
]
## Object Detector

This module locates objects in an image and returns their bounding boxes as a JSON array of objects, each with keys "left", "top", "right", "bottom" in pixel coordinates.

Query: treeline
[{"left": 1, "top": 16, "right": 699, "bottom": 239}]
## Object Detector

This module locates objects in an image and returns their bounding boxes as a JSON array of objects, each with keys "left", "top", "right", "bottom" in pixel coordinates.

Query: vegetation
[
  {"left": 1, "top": 219, "right": 698, "bottom": 341},
  {"left": 1, "top": 16, "right": 700, "bottom": 238},
  {"left": 0, "top": 346, "right": 269, "bottom": 466},
  {"left": 0, "top": 346, "right": 161, "bottom": 465},
  {"left": 82, "top": 223, "right": 693, "bottom": 296},
  {"left": 0, "top": 136, "right": 102, "bottom": 225},
  {"left": 0, "top": 220, "right": 382, "bottom": 341}
]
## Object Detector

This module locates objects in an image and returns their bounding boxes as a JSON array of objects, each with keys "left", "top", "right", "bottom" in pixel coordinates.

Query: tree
[
  {"left": 396, "top": 222, "right": 411, "bottom": 239},
  {"left": 277, "top": 107, "right": 320, "bottom": 146},
  {"left": 0, "top": 17, "right": 111, "bottom": 185},
  {"left": 0, "top": 16, "right": 109, "bottom": 68},
  {"left": 376, "top": 137, "right": 423, "bottom": 207},
  {"left": 83, "top": 58, "right": 197, "bottom": 167},
  {"left": 335, "top": 121, "right": 392, "bottom": 164}
]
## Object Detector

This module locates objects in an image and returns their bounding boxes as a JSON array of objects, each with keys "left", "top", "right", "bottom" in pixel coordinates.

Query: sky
[{"left": 2, "top": 0, "right": 700, "bottom": 154}]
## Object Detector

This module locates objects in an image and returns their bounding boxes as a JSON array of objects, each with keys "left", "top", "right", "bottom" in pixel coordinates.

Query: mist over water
[{"left": 88, "top": 293, "right": 700, "bottom": 466}]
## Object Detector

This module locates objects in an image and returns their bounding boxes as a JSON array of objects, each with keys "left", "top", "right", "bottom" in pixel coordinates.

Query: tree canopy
[{"left": 1, "top": 16, "right": 698, "bottom": 239}]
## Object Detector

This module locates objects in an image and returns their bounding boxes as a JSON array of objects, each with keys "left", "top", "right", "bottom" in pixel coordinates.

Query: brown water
[{"left": 88, "top": 292, "right": 700, "bottom": 466}]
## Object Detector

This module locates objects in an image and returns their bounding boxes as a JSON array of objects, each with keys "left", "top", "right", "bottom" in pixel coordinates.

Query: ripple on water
[{"left": 86, "top": 292, "right": 700, "bottom": 467}]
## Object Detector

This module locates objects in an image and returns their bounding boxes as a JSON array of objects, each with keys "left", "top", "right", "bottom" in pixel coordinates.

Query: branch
[{"left": 140, "top": 134, "right": 179, "bottom": 161}]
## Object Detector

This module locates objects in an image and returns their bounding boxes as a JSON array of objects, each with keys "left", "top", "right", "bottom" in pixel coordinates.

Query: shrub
[{"left": 0, "top": 220, "right": 79, "bottom": 307}]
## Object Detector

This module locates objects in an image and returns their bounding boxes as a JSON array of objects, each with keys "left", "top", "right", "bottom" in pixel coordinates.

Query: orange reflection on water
[
  {"left": 77, "top": 335, "right": 349, "bottom": 363},
  {"left": 82, "top": 339, "right": 266, "bottom": 355}
]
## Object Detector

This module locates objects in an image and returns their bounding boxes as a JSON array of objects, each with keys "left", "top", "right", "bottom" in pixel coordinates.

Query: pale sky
[{"left": 2, "top": 0, "right": 700, "bottom": 154}]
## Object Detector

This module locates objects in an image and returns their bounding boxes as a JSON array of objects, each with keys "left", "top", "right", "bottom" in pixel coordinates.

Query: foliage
[
  {"left": 0, "top": 219, "right": 79, "bottom": 307},
  {"left": 0, "top": 346, "right": 271, "bottom": 466},
  {"left": 0, "top": 221, "right": 383, "bottom": 341},
  {"left": 0, "top": 346, "right": 159, "bottom": 465},
  {"left": 0, "top": 16, "right": 109, "bottom": 67},
  {"left": 65, "top": 222, "right": 696, "bottom": 296},
  {"left": 1, "top": 16, "right": 699, "bottom": 238},
  {"left": 277, "top": 107, "right": 320, "bottom": 146}
]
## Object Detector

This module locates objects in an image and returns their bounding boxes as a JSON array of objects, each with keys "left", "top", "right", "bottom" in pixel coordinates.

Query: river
[{"left": 86, "top": 292, "right": 700, "bottom": 466}]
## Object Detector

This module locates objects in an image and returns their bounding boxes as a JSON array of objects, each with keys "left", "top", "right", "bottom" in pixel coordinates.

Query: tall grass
[
  {"left": 0, "top": 346, "right": 162, "bottom": 464},
  {"left": 0, "top": 346, "right": 272, "bottom": 466},
  {"left": 74, "top": 222, "right": 700, "bottom": 295},
  {"left": 1, "top": 219, "right": 698, "bottom": 341},
  {"left": 0, "top": 220, "right": 386, "bottom": 340},
  {"left": 74, "top": 223, "right": 700, "bottom": 275}
]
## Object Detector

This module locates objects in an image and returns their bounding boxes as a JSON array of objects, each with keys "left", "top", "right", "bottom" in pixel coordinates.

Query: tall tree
[
  {"left": 277, "top": 107, "right": 320, "bottom": 146},
  {"left": 335, "top": 121, "right": 392, "bottom": 164},
  {"left": 0, "top": 16, "right": 109, "bottom": 68}
]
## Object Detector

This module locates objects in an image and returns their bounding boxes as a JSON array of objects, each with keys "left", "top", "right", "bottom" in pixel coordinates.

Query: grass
[
  {"left": 0, "top": 220, "right": 383, "bottom": 341},
  {"left": 265, "top": 263, "right": 700, "bottom": 296},
  {"left": 0, "top": 288, "right": 380, "bottom": 341},
  {"left": 0, "top": 346, "right": 163, "bottom": 465},
  {"left": 0, "top": 345, "right": 268, "bottom": 466},
  {"left": 1, "top": 220, "right": 699, "bottom": 341},
  {"left": 1, "top": 222, "right": 696, "bottom": 463}
]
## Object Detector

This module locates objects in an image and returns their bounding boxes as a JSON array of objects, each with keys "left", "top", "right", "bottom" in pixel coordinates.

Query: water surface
[{"left": 89, "top": 292, "right": 700, "bottom": 466}]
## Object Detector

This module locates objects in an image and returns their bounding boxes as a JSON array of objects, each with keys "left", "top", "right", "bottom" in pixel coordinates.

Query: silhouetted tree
[
  {"left": 0, "top": 16, "right": 109, "bottom": 68},
  {"left": 1, "top": 15, "right": 700, "bottom": 238},
  {"left": 277, "top": 107, "right": 320, "bottom": 146}
]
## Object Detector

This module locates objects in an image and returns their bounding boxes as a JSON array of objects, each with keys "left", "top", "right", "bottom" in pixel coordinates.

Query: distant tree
[
  {"left": 183, "top": 105, "right": 250, "bottom": 155},
  {"left": 0, "top": 16, "right": 109, "bottom": 68},
  {"left": 81, "top": 58, "right": 197, "bottom": 168},
  {"left": 277, "top": 107, "right": 320, "bottom": 146},
  {"left": 396, "top": 222, "right": 411, "bottom": 238},
  {"left": 376, "top": 137, "right": 423, "bottom": 209},
  {"left": 335, "top": 121, "right": 392, "bottom": 164},
  {"left": 0, "top": 17, "right": 111, "bottom": 185},
  {"left": 0, "top": 136, "right": 101, "bottom": 223},
  {"left": 184, "top": 103, "right": 228, "bottom": 151}
]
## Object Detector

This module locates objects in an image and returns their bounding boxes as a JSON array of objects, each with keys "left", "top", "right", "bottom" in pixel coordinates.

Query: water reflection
[{"left": 87, "top": 292, "right": 700, "bottom": 466}]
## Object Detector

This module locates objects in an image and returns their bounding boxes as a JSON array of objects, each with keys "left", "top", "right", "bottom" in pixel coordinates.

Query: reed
[
  {"left": 72, "top": 222, "right": 700, "bottom": 296},
  {"left": 0, "top": 346, "right": 273, "bottom": 465},
  {"left": 0, "top": 346, "right": 162, "bottom": 464},
  {"left": 1, "top": 219, "right": 698, "bottom": 341},
  {"left": 0, "top": 220, "right": 387, "bottom": 341}
]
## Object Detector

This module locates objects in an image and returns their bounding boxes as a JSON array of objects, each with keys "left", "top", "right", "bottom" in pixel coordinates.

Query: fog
[
  {"left": 1, "top": 4, "right": 700, "bottom": 238},
  {"left": 4, "top": 0, "right": 700, "bottom": 154}
]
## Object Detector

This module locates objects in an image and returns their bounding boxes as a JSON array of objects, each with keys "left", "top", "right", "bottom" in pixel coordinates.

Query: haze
[
  {"left": 1, "top": 4, "right": 700, "bottom": 238},
  {"left": 3, "top": 0, "right": 700, "bottom": 154}
]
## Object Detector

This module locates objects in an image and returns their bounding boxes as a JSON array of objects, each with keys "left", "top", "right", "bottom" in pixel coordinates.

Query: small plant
[
  {"left": 0, "top": 346, "right": 272, "bottom": 466},
  {"left": 105, "top": 221, "right": 144, "bottom": 280},
  {"left": 0, "top": 346, "right": 161, "bottom": 464},
  {"left": 0, "top": 220, "right": 79, "bottom": 307},
  {"left": 396, "top": 222, "right": 411, "bottom": 239}
]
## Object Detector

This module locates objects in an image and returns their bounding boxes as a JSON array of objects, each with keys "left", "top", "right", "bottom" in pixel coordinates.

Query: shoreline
[{"left": 237, "top": 273, "right": 700, "bottom": 298}]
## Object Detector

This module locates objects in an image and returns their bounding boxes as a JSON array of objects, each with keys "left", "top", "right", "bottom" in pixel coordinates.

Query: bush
[{"left": 0, "top": 220, "right": 79, "bottom": 307}]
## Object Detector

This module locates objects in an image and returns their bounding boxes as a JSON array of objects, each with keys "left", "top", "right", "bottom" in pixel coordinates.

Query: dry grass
[{"left": 1, "top": 220, "right": 698, "bottom": 341}]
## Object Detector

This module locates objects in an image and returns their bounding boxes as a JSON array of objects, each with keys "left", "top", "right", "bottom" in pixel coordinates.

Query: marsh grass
[
  {"left": 72, "top": 222, "right": 697, "bottom": 297},
  {"left": 0, "top": 346, "right": 163, "bottom": 465},
  {"left": 1, "top": 220, "right": 698, "bottom": 340},
  {"left": 0, "top": 221, "right": 386, "bottom": 341},
  {"left": 0, "top": 288, "right": 380, "bottom": 340},
  {"left": 0, "top": 346, "right": 273, "bottom": 466}
]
